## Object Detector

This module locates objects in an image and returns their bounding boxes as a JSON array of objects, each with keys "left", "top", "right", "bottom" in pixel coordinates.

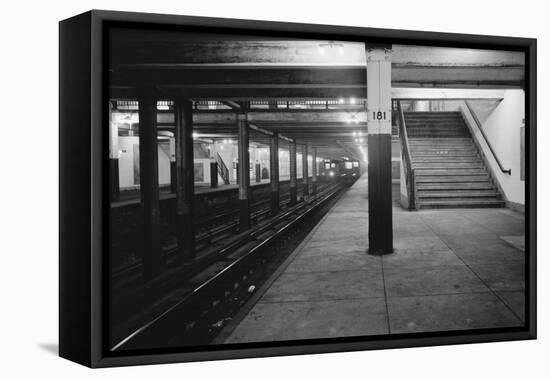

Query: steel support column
[
  {"left": 289, "top": 141, "right": 297, "bottom": 205},
  {"left": 302, "top": 144, "right": 309, "bottom": 200},
  {"left": 174, "top": 98, "right": 196, "bottom": 262},
  {"left": 169, "top": 136, "right": 177, "bottom": 193},
  {"left": 210, "top": 158, "right": 218, "bottom": 188},
  {"left": 138, "top": 91, "right": 162, "bottom": 279},
  {"left": 311, "top": 147, "right": 318, "bottom": 195},
  {"left": 270, "top": 133, "right": 280, "bottom": 214},
  {"left": 366, "top": 45, "right": 394, "bottom": 255},
  {"left": 238, "top": 108, "right": 251, "bottom": 230}
]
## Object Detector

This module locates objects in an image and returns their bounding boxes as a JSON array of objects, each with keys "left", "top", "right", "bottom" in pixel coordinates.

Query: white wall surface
[
  {"left": 117, "top": 136, "right": 172, "bottom": 189},
  {"left": 461, "top": 91, "right": 525, "bottom": 205},
  {"left": 1, "top": 1, "right": 546, "bottom": 378}
]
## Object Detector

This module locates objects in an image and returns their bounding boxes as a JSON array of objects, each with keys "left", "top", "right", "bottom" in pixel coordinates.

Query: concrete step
[
  {"left": 407, "top": 122, "right": 467, "bottom": 131},
  {"left": 411, "top": 149, "right": 477, "bottom": 153},
  {"left": 406, "top": 120, "right": 464, "bottom": 124},
  {"left": 410, "top": 137, "right": 471, "bottom": 141},
  {"left": 408, "top": 127, "right": 467, "bottom": 129},
  {"left": 415, "top": 175, "right": 491, "bottom": 182},
  {"left": 408, "top": 133, "right": 470, "bottom": 138},
  {"left": 414, "top": 168, "right": 487, "bottom": 176},
  {"left": 406, "top": 123, "right": 467, "bottom": 128},
  {"left": 410, "top": 141, "right": 474, "bottom": 145},
  {"left": 413, "top": 164, "right": 485, "bottom": 169},
  {"left": 408, "top": 130, "right": 469, "bottom": 134},
  {"left": 411, "top": 149, "right": 478, "bottom": 154},
  {"left": 408, "top": 129, "right": 467, "bottom": 133},
  {"left": 413, "top": 157, "right": 481, "bottom": 162},
  {"left": 408, "top": 132, "right": 469, "bottom": 136},
  {"left": 417, "top": 199, "right": 506, "bottom": 209},
  {"left": 405, "top": 111, "right": 462, "bottom": 117},
  {"left": 413, "top": 161, "right": 482, "bottom": 166},
  {"left": 409, "top": 141, "right": 474, "bottom": 146},
  {"left": 417, "top": 190, "right": 500, "bottom": 199},
  {"left": 416, "top": 182, "right": 495, "bottom": 190},
  {"left": 412, "top": 149, "right": 477, "bottom": 153}
]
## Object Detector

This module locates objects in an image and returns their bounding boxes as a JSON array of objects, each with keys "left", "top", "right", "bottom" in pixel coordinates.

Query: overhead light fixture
[
  {"left": 353, "top": 132, "right": 357, "bottom": 137},
  {"left": 338, "top": 98, "right": 345, "bottom": 104},
  {"left": 349, "top": 97, "right": 356, "bottom": 105},
  {"left": 192, "top": 132, "right": 198, "bottom": 139}
]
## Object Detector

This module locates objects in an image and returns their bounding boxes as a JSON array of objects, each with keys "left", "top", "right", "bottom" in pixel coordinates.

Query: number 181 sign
[{"left": 371, "top": 110, "right": 388, "bottom": 121}]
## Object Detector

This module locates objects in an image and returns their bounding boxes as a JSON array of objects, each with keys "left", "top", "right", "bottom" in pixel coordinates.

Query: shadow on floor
[{"left": 37, "top": 343, "right": 58, "bottom": 356}]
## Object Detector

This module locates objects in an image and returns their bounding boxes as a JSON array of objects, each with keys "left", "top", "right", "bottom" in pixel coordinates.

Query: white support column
[
  {"left": 367, "top": 48, "right": 393, "bottom": 136},
  {"left": 109, "top": 101, "right": 120, "bottom": 202},
  {"left": 366, "top": 45, "right": 394, "bottom": 255}
]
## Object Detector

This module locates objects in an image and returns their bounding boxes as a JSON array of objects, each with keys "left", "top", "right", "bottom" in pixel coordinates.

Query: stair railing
[
  {"left": 397, "top": 100, "right": 416, "bottom": 210},
  {"left": 216, "top": 152, "right": 230, "bottom": 184},
  {"left": 464, "top": 100, "right": 511, "bottom": 175}
]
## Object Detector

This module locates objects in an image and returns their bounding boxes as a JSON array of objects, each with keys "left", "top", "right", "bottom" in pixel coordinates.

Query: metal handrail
[
  {"left": 464, "top": 100, "right": 511, "bottom": 175},
  {"left": 216, "top": 152, "right": 230, "bottom": 184},
  {"left": 396, "top": 100, "right": 416, "bottom": 209}
]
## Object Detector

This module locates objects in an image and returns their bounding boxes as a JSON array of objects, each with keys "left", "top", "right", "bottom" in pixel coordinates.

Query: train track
[
  {"left": 110, "top": 181, "right": 346, "bottom": 351},
  {"left": 111, "top": 183, "right": 330, "bottom": 284}
]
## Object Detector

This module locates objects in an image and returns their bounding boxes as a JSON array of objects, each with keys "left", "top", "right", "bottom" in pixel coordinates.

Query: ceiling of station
[{"left": 108, "top": 26, "right": 525, "bottom": 160}]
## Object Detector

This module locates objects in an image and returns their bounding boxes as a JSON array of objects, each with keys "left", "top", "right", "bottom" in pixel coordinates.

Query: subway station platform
[{"left": 221, "top": 174, "right": 525, "bottom": 343}]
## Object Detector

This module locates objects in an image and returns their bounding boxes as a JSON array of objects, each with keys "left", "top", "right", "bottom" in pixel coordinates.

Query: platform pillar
[
  {"left": 311, "top": 147, "right": 318, "bottom": 195},
  {"left": 175, "top": 98, "right": 196, "bottom": 262},
  {"left": 238, "top": 107, "right": 251, "bottom": 230},
  {"left": 270, "top": 133, "right": 280, "bottom": 214},
  {"left": 302, "top": 144, "right": 309, "bottom": 200},
  {"left": 255, "top": 162, "right": 261, "bottom": 183},
  {"left": 289, "top": 141, "right": 297, "bottom": 205},
  {"left": 169, "top": 136, "right": 177, "bottom": 193},
  {"left": 108, "top": 101, "right": 120, "bottom": 202},
  {"left": 138, "top": 90, "right": 162, "bottom": 279},
  {"left": 210, "top": 159, "right": 218, "bottom": 188},
  {"left": 366, "top": 44, "right": 394, "bottom": 255}
]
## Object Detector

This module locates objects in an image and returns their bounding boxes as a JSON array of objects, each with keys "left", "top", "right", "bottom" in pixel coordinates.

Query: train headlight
[{"left": 329, "top": 171, "right": 334, "bottom": 176}]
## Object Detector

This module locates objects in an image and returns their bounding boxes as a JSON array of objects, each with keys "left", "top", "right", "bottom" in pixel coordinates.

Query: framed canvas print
[{"left": 59, "top": 10, "right": 537, "bottom": 368}]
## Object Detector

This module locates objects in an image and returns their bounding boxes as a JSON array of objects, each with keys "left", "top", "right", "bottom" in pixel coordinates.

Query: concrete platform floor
[{"left": 222, "top": 174, "right": 525, "bottom": 343}]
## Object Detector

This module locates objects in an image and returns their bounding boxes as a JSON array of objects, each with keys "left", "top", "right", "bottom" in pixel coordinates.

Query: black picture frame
[{"left": 59, "top": 9, "right": 537, "bottom": 368}]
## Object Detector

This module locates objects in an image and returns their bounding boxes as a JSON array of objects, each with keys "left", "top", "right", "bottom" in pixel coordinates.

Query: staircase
[{"left": 405, "top": 111, "right": 505, "bottom": 209}]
